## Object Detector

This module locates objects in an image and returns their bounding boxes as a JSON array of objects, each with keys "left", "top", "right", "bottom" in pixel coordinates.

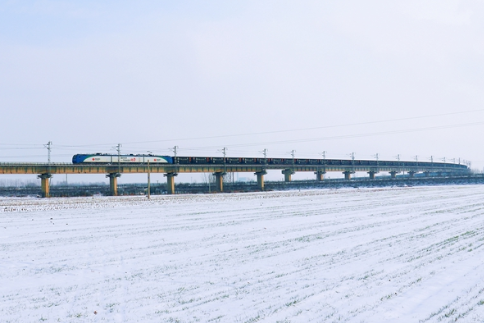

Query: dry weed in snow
[{"left": 1, "top": 186, "right": 484, "bottom": 322}]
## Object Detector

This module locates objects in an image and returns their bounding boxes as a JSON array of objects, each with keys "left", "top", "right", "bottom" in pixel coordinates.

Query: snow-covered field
[{"left": 1, "top": 185, "right": 484, "bottom": 323}]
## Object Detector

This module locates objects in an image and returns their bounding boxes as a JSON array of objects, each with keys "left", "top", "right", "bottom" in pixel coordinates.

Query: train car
[{"left": 72, "top": 154, "right": 173, "bottom": 164}]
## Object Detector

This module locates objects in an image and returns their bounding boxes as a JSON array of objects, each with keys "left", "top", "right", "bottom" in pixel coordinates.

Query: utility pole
[
  {"left": 147, "top": 159, "right": 151, "bottom": 199},
  {"left": 321, "top": 151, "right": 326, "bottom": 160}
]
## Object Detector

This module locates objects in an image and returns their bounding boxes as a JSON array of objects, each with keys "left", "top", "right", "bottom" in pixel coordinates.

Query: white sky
[{"left": 1, "top": 1, "right": 483, "bottom": 183}]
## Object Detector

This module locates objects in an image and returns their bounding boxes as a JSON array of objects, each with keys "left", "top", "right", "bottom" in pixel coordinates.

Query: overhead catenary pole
[
  {"left": 260, "top": 148, "right": 268, "bottom": 166},
  {"left": 115, "top": 143, "right": 122, "bottom": 174},
  {"left": 45, "top": 141, "right": 52, "bottom": 165},
  {"left": 172, "top": 146, "right": 179, "bottom": 158},
  {"left": 44, "top": 141, "right": 52, "bottom": 173},
  {"left": 171, "top": 146, "right": 180, "bottom": 174},
  {"left": 262, "top": 148, "right": 268, "bottom": 159},
  {"left": 394, "top": 154, "right": 401, "bottom": 174},
  {"left": 147, "top": 151, "right": 152, "bottom": 199},
  {"left": 222, "top": 147, "right": 227, "bottom": 168}
]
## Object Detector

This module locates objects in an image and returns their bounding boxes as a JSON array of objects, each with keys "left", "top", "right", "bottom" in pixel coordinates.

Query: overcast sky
[{"left": 1, "top": 1, "right": 483, "bottom": 183}]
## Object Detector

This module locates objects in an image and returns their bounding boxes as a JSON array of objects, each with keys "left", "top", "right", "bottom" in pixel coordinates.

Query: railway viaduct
[{"left": 0, "top": 161, "right": 469, "bottom": 197}]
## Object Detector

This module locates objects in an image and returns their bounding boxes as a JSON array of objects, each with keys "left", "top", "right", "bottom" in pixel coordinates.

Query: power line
[
  {"left": 5, "top": 108, "right": 480, "bottom": 148},
  {"left": 104, "top": 108, "right": 484, "bottom": 145},
  {"left": 179, "top": 120, "right": 484, "bottom": 150}
]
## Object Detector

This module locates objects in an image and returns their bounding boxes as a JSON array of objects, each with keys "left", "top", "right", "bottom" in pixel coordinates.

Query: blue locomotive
[{"left": 72, "top": 153, "right": 173, "bottom": 164}]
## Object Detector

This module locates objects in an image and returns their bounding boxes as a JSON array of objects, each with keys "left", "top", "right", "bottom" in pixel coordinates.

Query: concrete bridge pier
[
  {"left": 164, "top": 173, "right": 177, "bottom": 194},
  {"left": 368, "top": 171, "right": 378, "bottom": 180},
  {"left": 408, "top": 171, "right": 417, "bottom": 178},
  {"left": 343, "top": 171, "right": 354, "bottom": 180},
  {"left": 389, "top": 171, "right": 398, "bottom": 179},
  {"left": 106, "top": 173, "right": 120, "bottom": 196},
  {"left": 315, "top": 171, "right": 326, "bottom": 181},
  {"left": 255, "top": 170, "right": 267, "bottom": 190},
  {"left": 38, "top": 173, "right": 52, "bottom": 198},
  {"left": 214, "top": 172, "right": 226, "bottom": 192},
  {"left": 282, "top": 169, "right": 295, "bottom": 182}
]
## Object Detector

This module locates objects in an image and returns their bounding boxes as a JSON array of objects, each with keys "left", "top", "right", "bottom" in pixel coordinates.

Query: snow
[{"left": 1, "top": 185, "right": 484, "bottom": 322}]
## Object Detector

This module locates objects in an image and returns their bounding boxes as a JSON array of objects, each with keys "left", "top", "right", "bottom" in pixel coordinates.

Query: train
[{"left": 72, "top": 153, "right": 468, "bottom": 170}]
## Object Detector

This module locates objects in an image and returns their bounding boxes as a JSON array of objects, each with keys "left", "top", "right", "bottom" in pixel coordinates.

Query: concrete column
[
  {"left": 255, "top": 170, "right": 267, "bottom": 191},
  {"left": 282, "top": 169, "right": 294, "bottom": 182},
  {"left": 164, "top": 173, "right": 177, "bottom": 194},
  {"left": 343, "top": 171, "right": 353, "bottom": 180},
  {"left": 106, "top": 173, "right": 120, "bottom": 196},
  {"left": 408, "top": 171, "right": 416, "bottom": 178},
  {"left": 38, "top": 174, "right": 51, "bottom": 198},
  {"left": 368, "top": 171, "right": 377, "bottom": 180},
  {"left": 315, "top": 171, "right": 326, "bottom": 181},
  {"left": 389, "top": 171, "right": 397, "bottom": 179},
  {"left": 214, "top": 172, "right": 225, "bottom": 192}
]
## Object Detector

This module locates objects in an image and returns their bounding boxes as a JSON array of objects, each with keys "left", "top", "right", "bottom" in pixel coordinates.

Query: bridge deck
[{"left": 0, "top": 162, "right": 468, "bottom": 175}]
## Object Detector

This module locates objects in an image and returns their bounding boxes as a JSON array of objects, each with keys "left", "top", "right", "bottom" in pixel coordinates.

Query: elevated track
[{"left": 0, "top": 160, "right": 469, "bottom": 197}]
